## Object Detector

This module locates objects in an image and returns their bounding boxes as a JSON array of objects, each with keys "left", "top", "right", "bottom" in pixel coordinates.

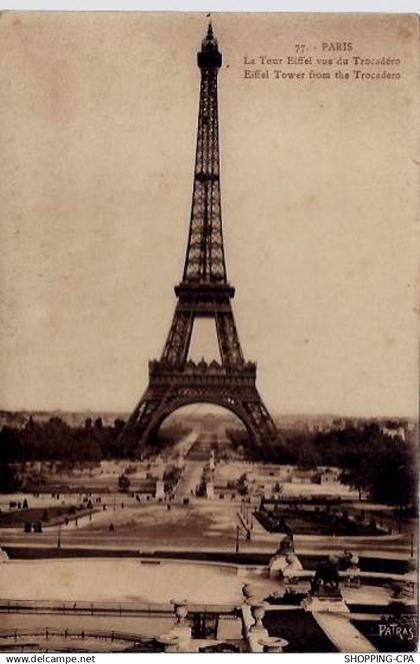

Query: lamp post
[
  {"left": 235, "top": 525, "right": 240, "bottom": 553},
  {"left": 57, "top": 524, "right": 61, "bottom": 549}
]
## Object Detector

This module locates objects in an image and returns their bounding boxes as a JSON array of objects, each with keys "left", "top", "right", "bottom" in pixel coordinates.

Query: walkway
[
  {"left": 175, "top": 462, "right": 204, "bottom": 497},
  {"left": 314, "top": 612, "right": 377, "bottom": 652}
]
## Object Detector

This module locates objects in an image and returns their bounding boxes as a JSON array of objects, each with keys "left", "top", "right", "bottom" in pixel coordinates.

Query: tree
[
  {"left": 340, "top": 464, "right": 370, "bottom": 501},
  {"left": 118, "top": 473, "right": 130, "bottom": 492},
  {"left": 366, "top": 438, "right": 417, "bottom": 528},
  {"left": 236, "top": 473, "right": 249, "bottom": 496},
  {"left": 0, "top": 426, "right": 23, "bottom": 492},
  {"left": 339, "top": 428, "right": 417, "bottom": 514},
  {"left": 0, "top": 463, "right": 21, "bottom": 493},
  {"left": 294, "top": 436, "right": 320, "bottom": 469}
]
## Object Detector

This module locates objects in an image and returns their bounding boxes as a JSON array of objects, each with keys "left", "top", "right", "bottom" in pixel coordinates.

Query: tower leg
[
  {"left": 123, "top": 381, "right": 280, "bottom": 455},
  {"left": 215, "top": 311, "right": 244, "bottom": 365},
  {"left": 161, "top": 307, "right": 194, "bottom": 365}
]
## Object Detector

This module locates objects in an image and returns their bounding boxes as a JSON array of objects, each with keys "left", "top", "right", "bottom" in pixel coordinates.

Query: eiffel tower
[{"left": 122, "top": 23, "right": 279, "bottom": 454}]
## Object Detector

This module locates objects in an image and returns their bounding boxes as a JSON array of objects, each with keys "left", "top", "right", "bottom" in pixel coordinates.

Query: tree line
[
  {"left": 227, "top": 423, "right": 417, "bottom": 511},
  {"left": 0, "top": 416, "right": 190, "bottom": 491}
]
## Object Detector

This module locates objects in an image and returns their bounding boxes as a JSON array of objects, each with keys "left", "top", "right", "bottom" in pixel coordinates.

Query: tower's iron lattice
[{"left": 123, "top": 24, "right": 280, "bottom": 453}]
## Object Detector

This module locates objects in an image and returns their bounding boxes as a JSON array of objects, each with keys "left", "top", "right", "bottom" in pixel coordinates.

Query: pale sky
[{"left": 0, "top": 12, "right": 418, "bottom": 418}]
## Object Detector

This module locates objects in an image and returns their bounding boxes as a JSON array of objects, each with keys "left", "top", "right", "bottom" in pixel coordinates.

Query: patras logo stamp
[{"left": 378, "top": 622, "right": 416, "bottom": 641}]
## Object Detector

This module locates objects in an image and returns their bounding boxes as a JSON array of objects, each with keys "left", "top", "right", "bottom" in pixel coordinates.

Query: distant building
[{"left": 380, "top": 425, "right": 406, "bottom": 441}]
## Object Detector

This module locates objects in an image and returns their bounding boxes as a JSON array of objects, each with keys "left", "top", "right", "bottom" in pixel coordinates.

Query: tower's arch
[{"left": 151, "top": 398, "right": 254, "bottom": 445}]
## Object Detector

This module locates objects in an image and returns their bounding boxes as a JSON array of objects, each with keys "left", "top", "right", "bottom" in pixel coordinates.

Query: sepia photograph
[{"left": 0, "top": 11, "right": 418, "bottom": 654}]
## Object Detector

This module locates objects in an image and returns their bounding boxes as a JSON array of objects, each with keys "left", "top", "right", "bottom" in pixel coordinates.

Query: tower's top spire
[
  {"left": 197, "top": 21, "right": 222, "bottom": 68},
  {"left": 202, "top": 22, "right": 217, "bottom": 50}
]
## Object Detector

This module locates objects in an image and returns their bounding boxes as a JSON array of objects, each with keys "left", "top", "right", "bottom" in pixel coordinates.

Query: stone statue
[
  {"left": 283, "top": 553, "right": 303, "bottom": 584},
  {"left": 269, "top": 533, "right": 297, "bottom": 579},
  {"left": 276, "top": 532, "right": 294, "bottom": 556},
  {"left": 310, "top": 555, "right": 341, "bottom": 597}
]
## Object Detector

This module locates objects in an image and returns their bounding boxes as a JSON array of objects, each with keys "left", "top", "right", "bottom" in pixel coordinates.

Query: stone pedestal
[
  {"left": 205, "top": 481, "right": 214, "bottom": 499},
  {"left": 302, "top": 593, "right": 349, "bottom": 613},
  {"left": 175, "top": 455, "right": 184, "bottom": 469},
  {"left": 170, "top": 625, "right": 192, "bottom": 651},
  {"left": 157, "top": 633, "right": 180, "bottom": 652},
  {"left": 248, "top": 630, "right": 269, "bottom": 652},
  {"left": 169, "top": 599, "right": 192, "bottom": 651},
  {"left": 155, "top": 480, "right": 165, "bottom": 499},
  {"left": 0, "top": 548, "right": 9, "bottom": 563},
  {"left": 248, "top": 599, "right": 268, "bottom": 633},
  {"left": 345, "top": 566, "right": 361, "bottom": 587},
  {"left": 247, "top": 601, "right": 269, "bottom": 655},
  {"left": 242, "top": 596, "right": 271, "bottom": 651}
]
